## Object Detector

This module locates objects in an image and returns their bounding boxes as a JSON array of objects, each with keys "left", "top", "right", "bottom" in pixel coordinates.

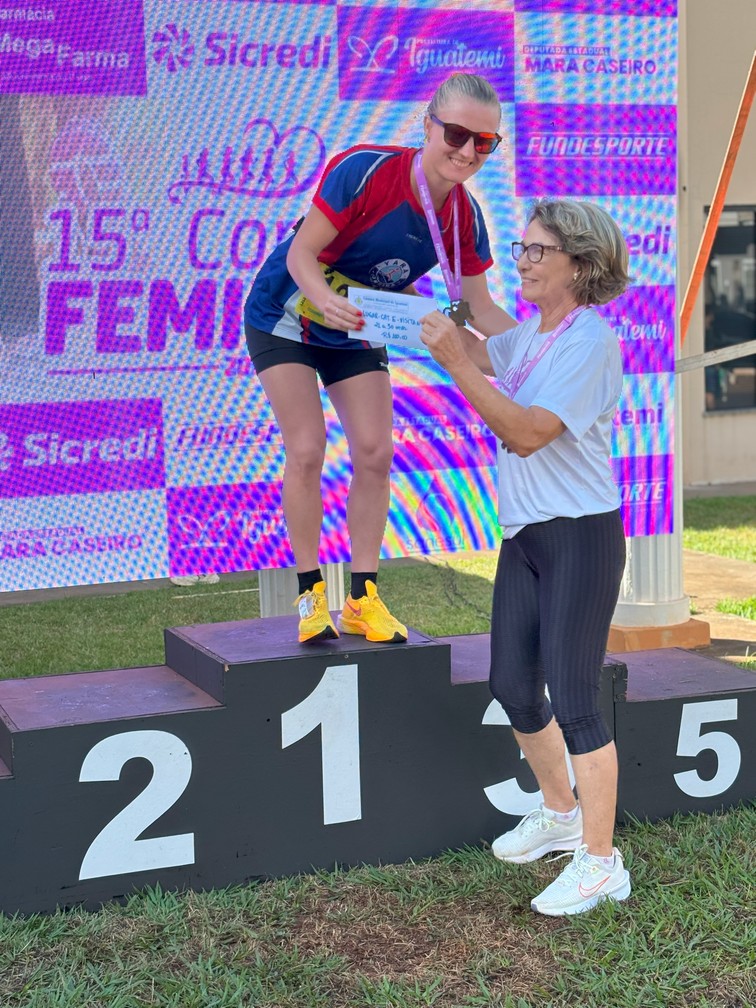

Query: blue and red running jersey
[{"left": 244, "top": 144, "right": 493, "bottom": 349}]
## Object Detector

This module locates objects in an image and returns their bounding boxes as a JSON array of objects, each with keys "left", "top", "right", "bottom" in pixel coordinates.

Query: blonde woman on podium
[{"left": 244, "top": 72, "right": 515, "bottom": 645}]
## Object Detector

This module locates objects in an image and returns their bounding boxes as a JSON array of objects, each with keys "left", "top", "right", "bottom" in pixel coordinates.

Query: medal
[
  {"left": 445, "top": 300, "right": 473, "bottom": 326},
  {"left": 413, "top": 152, "right": 468, "bottom": 322}
]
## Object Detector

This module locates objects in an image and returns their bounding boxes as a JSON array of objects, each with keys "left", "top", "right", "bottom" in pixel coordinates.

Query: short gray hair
[
  {"left": 428, "top": 73, "right": 501, "bottom": 120},
  {"left": 528, "top": 198, "right": 631, "bottom": 305}
]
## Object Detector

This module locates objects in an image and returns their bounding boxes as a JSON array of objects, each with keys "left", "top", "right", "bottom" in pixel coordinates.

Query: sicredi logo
[
  {"left": 0, "top": 398, "right": 165, "bottom": 500},
  {"left": 152, "top": 23, "right": 194, "bottom": 72},
  {"left": 625, "top": 224, "right": 673, "bottom": 256},
  {"left": 151, "top": 22, "right": 331, "bottom": 72},
  {"left": 337, "top": 8, "right": 514, "bottom": 102}
]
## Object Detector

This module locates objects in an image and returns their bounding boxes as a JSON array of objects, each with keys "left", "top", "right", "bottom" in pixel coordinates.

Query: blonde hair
[
  {"left": 428, "top": 73, "right": 501, "bottom": 121},
  {"left": 528, "top": 198, "right": 631, "bottom": 305}
]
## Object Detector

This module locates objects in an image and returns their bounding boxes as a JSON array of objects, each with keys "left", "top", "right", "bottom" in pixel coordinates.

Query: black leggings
[{"left": 489, "top": 510, "right": 625, "bottom": 756}]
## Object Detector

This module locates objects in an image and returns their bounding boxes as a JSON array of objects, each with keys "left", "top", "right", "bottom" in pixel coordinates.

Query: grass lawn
[
  {"left": 1, "top": 808, "right": 754, "bottom": 1008},
  {"left": 717, "top": 596, "right": 756, "bottom": 620},
  {"left": 682, "top": 495, "right": 756, "bottom": 564},
  {"left": 0, "top": 498, "right": 754, "bottom": 1006}
]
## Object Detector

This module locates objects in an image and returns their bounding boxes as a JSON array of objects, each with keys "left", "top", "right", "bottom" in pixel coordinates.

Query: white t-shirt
[{"left": 485, "top": 308, "right": 623, "bottom": 537}]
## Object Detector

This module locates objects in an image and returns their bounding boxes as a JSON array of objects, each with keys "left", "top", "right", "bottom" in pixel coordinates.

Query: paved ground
[
  {"left": 682, "top": 480, "right": 756, "bottom": 664},
  {"left": 682, "top": 548, "right": 756, "bottom": 663}
]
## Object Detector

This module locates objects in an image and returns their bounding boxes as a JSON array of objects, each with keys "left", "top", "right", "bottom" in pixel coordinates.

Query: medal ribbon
[
  {"left": 413, "top": 151, "right": 462, "bottom": 308},
  {"left": 507, "top": 306, "right": 588, "bottom": 397}
]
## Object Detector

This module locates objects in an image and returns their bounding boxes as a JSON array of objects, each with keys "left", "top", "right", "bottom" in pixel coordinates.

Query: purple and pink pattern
[
  {"left": 516, "top": 103, "right": 676, "bottom": 196},
  {"left": 337, "top": 7, "right": 514, "bottom": 103},
  {"left": 597, "top": 285, "right": 676, "bottom": 375},
  {"left": 0, "top": 398, "right": 165, "bottom": 500},
  {"left": 391, "top": 384, "right": 497, "bottom": 476},
  {"left": 0, "top": 0, "right": 147, "bottom": 95},
  {"left": 512, "top": 291, "right": 674, "bottom": 375},
  {"left": 515, "top": 0, "right": 676, "bottom": 14},
  {"left": 613, "top": 453, "right": 674, "bottom": 537},
  {"left": 166, "top": 482, "right": 293, "bottom": 577}
]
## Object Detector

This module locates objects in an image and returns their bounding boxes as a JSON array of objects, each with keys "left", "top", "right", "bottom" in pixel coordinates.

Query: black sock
[
  {"left": 350, "top": 572, "right": 376, "bottom": 599},
  {"left": 297, "top": 569, "right": 322, "bottom": 594}
]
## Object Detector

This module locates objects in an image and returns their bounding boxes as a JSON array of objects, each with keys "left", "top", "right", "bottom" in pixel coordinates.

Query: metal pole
[{"left": 679, "top": 49, "right": 756, "bottom": 344}]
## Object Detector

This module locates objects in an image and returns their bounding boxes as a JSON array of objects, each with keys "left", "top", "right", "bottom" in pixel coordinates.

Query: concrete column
[
  {"left": 259, "top": 563, "right": 345, "bottom": 617},
  {"left": 608, "top": 363, "right": 710, "bottom": 651}
]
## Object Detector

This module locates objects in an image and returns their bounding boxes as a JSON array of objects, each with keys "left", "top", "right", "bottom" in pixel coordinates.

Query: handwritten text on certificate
[{"left": 347, "top": 290, "right": 438, "bottom": 349}]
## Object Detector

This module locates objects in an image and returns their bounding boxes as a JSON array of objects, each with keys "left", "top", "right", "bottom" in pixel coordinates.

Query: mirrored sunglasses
[{"left": 429, "top": 113, "right": 502, "bottom": 155}]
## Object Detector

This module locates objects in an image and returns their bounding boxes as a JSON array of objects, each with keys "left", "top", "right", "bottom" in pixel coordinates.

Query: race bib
[{"left": 294, "top": 263, "right": 369, "bottom": 325}]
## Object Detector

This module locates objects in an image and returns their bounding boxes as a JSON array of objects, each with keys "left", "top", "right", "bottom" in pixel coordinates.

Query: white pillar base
[{"left": 259, "top": 563, "right": 345, "bottom": 617}]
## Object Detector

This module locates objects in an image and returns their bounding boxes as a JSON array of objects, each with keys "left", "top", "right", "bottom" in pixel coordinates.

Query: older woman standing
[{"left": 420, "top": 198, "right": 631, "bottom": 916}]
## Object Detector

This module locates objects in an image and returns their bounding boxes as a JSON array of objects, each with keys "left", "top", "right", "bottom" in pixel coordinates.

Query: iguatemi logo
[
  {"left": 599, "top": 284, "right": 675, "bottom": 376},
  {"left": 347, "top": 34, "right": 398, "bottom": 74},
  {"left": 167, "top": 117, "right": 326, "bottom": 204},
  {"left": 152, "top": 22, "right": 331, "bottom": 73},
  {"left": 338, "top": 8, "right": 514, "bottom": 102},
  {"left": 152, "top": 23, "right": 194, "bottom": 73}
]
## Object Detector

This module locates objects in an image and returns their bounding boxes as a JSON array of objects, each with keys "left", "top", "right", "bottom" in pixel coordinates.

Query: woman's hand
[
  {"left": 420, "top": 310, "right": 469, "bottom": 370},
  {"left": 321, "top": 292, "right": 365, "bottom": 333},
  {"left": 286, "top": 207, "right": 365, "bottom": 333}
]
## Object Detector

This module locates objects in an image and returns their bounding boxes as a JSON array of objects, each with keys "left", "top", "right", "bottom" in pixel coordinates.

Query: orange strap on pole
[{"left": 679, "top": 49, "right": 756, "bottom": 344}]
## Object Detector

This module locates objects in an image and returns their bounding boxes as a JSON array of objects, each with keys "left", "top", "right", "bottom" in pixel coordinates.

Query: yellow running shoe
[
  {"left": 338, "top": 580, "right": 407, "bottom": 643},
  {"left": 296, "top": 581, "right": 339, "bottom": 644}
]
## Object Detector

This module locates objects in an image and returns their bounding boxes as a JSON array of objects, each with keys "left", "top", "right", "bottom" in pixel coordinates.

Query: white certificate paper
[{"left": 347, "top": 289, "right": 439, "bottom": 349}]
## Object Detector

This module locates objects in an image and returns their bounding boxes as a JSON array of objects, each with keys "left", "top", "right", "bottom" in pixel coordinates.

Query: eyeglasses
[
  {"left": 511, "top": 241, "right": 564, "bottom": 263},
  {"left": 429, "top": 113, "right": 502, "bottom": 154}
]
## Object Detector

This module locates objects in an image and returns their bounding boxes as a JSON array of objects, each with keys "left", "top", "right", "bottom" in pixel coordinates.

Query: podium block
[
  {"left": 163, "top": 618, "right": 508, "bottom": 876},
  {"left": 612, "top": 648, "right": 756, "bottom": 821},
  {"left": 0, "top": 621, "right": 753, "bottom": 915}
]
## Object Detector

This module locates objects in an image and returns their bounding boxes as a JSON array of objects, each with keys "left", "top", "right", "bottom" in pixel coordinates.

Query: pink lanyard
[
  {"left": 506, "top": 306, "right": 587, "bottom": 397},
  {"left": 413, "top": 151, "right": 462, "bottom": 307}
]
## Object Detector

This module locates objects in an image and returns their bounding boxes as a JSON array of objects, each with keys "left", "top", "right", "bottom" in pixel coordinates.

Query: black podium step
[
  {"left": 612, "top": 647, "right": 756, "bottom": 820},
  {"left": 0, "top": 619, "right": 752, "bottom": 915},
  {"left": 0, "top": 665, "right": 221, "bottom": 774}
]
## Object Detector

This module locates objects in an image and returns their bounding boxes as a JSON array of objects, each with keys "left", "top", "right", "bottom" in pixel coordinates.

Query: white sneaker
[
  {"left": 492, "top": 805, "right": 582, "bottom": 864},
  {"left": 170, "top": 573, "right": 221, "bottom": 587},
  {"left": 530, "top": 845, "right": 631, "bottom": 917}
]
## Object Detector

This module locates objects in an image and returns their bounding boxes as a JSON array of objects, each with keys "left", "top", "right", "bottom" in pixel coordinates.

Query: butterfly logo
[
  {"left": 347, "top": 35, "right": 399, "bottom": 74},
  {"left": 176, "top": 511, "right": 231, "bottom": 549}
]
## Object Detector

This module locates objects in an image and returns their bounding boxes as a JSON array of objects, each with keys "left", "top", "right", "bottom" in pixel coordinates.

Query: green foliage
[
  {"left": 0, "top": 808, "right": 753, "bottom": 1006},
  {"left": 682, "top": 496, "right": 756, "bottom": 563},
  {"left": 716, "top": 596, "right": 756, "bottom": 620},
  {"left": 0, "top": 497, "right": 754, "bottom": 1004}
]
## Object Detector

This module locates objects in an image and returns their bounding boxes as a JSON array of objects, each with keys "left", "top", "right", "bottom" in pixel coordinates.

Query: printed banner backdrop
[{"left": 0, "top": 0, "right": 677, "bottom": 590}]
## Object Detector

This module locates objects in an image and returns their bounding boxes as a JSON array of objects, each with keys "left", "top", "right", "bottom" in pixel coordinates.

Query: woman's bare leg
[
  {"left": 258, "top": 362, "right": 327, "bottom": 572},
  {"left": 327, "top": 370, "right": 394, "bottom": 571}
]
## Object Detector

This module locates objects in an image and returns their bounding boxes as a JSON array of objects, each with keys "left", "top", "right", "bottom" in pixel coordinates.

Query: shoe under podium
[{"left": 0, "top": 618, "right": 753, "bottom": 915}]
